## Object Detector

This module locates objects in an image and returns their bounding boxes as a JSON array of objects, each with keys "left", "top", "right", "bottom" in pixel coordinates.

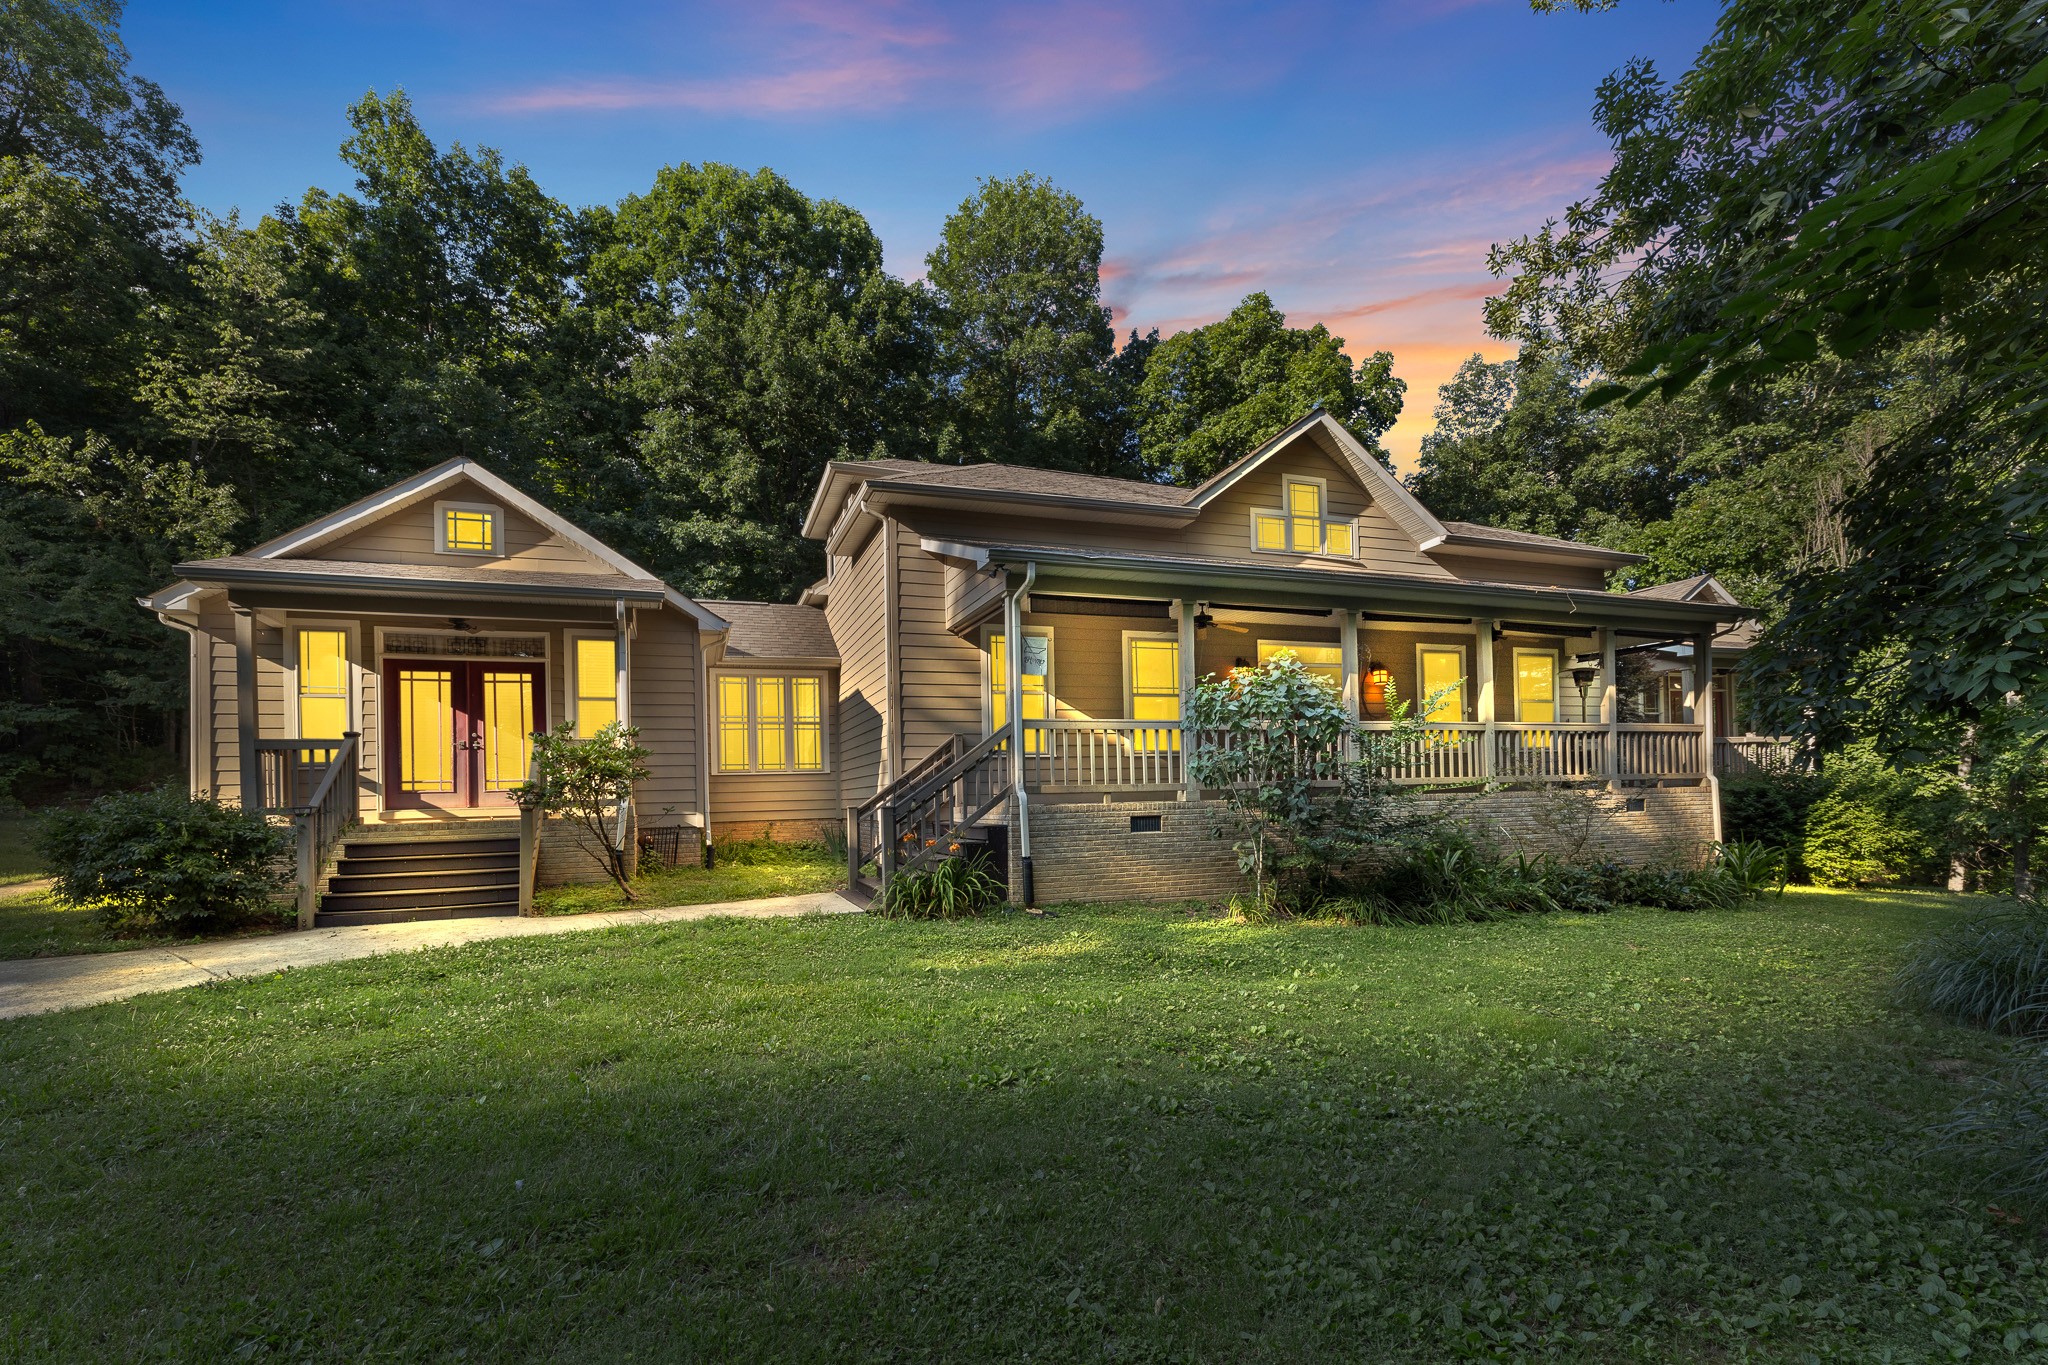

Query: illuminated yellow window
[
  {"left": 1253, "top": 480, "right": 1356, "bottom": 558},
  {"left": 573, "top": 637, "right": 618, "bottom": 737},
  {"left": 717, "top": 674, "right": 826, "bottom": 772},
  {"left": 1419, "top": 647, "right": 1466, "bottom": 722},
  {"left": 1287, "top": 481, "right": 1323, "bottom": 554},
  {"left": 1515, "top": 650, "right": 1557, "bottom": 724},
  {"left": 989, "top": 631, "right": 1051, "bottom": 753},
  {"left": 1253, "top": 513, "right": 1286, "bottom": 551},
  {"left": 296, "top": 628, "right": 348, "bottom": 740},
  {"left": 1323, "top": 521, "right": 1354, "bottom": 556},
  {"left": 439, "top": 504, "right": 498, "bottom": 555},
  {"left": 1256, "top": 640, "right": 1343, "bottom": 692},
  {"left": 793, "top": 677, "right": 823, "bottom": 771}
]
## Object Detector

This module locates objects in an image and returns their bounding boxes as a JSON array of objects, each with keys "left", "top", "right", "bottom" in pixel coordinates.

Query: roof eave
[
  {"left": 1428, "top": 532, "right": 1647, "bottom": 567},
  {"left": 174, "top": 562, "right": 670, "bottom": 606}
]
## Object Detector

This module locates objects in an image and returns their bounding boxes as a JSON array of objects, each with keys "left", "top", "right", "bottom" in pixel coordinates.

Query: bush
[
  {"left": 1937, "top": 1046, "right": 2048, "bottom": 1208},
  {"left": 38, "top": 786, "right": 291, "bottom": 933},
  {"left": 873, "top": 851, "right": 1005, "bottom": 920},
  {"left": 1898, "top": 902, "right": 2048, "bottom": 1036},
  {"left": 1721, "top": 770, "right": 1827, "bottom": 874},
  {"left": 1804, "top": 792, "right": 1932, "bottom": 888}
]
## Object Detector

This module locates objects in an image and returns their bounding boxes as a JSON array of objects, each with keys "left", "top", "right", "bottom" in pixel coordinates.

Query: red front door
[{"left": 382, "top": 660, "right": 546, "bottom": 810}]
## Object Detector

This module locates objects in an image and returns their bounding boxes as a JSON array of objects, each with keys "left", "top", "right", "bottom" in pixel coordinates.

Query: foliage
[
  {"left": 1804, "top": 793, "right": 1933, "bottom": 890},
  {"left": 872, "top": 849, "right": 1006, "bottom": 921},
  {"left": 1135, "top": 292, "right": 1403, "bottom": 485},
  {"left": 1715, "top": 839, "right": 1788, "bottom": 898},
  {"left": 1936, "top": 1046, "right": 2048, "bottom": 1209},
  {"left": 1720, "top": 768, "right": 1827, "bottom": 861},
  {"left": 512, "top": 723, "right": 651, "bottom": 900},
  {"left": 1500, "top": 0, "right": 2048, "bottom": 742},
  {"left": 36, "top": 784, "right": 288, "bottom": 932},
  {"left": 925, "top": 173, "right": 1133, "bottom": 477},
  {"left": 1184, "top": 654, "right": 1428, "bottom": 912},
  {"left": 1900, "top": 901, "right": 2048, "bottom": 1038}
]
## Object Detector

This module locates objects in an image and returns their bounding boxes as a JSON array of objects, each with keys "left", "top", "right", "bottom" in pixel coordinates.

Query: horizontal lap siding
[
  {"left": 318, "top": 490, "right": 609, "bottom": 574},
  {"left": 1179, "top": 444, "right": 1455, "bottom": 579},
  {"left": 1431, "top": 551, "right": 1606, "bottom": 591},
  {"left": 1358, "top": 626, "right": 1487, "bottom": 721},
  {"left": 946, "top": 561, "right": 1005, "bottom": 633},
  {"left": 630, "top": 607, "right": 701, "bottom": 820},
  {"left": 708, "top": 669, "right": 840, "bottom": 836},
  {"left": 828, "top": 528, "right": 887, "bottom": 808},
  {"left": 1022, "top": 611, "right": 1178, "bottom": 721},
  {"left": 898, "top": 525, "right": 984, "bottom": 762}
]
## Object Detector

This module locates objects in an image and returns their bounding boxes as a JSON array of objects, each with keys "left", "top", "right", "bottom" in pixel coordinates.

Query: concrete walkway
[{"left": 0, "top": 891, "right": 864, "bottom": 1021}]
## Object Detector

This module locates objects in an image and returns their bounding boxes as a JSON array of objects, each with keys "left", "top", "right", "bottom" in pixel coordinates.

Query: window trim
[
  {"left": 1415, "top": 643, "right": 1470, "bottom": 723},
  {"left": 564, "top": 630, "right": 622, "bottom": 738},
  {"left": 434, "top": 500, "right": 505, "bottom": 558},
  {"left": 1254, "top": 639, "right": 1345, "bottom": 693},
  {"left": 285, "top": 619, "right": 361, "bottom": 741},
  {"left": 980, "top": 624, "right": 1055, "bottom": 737},
  {"left": 1247, "top": 475, "right": 1359, "bottom": 560},
  {"left": 1121, "top": 630, "right": 1182, "bottom": 722},
  {"left": 1512, "top": 647, "right": 1560, "bottom": 722},
  {"left": 711, "top": 669, "right": 832, "bottom": 775}
]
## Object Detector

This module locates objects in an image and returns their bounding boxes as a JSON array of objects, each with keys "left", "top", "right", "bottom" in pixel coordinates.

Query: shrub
[
  {"left": 1721, "top": 770, "right": 1827, "bottom": 876},
  {"left": 1716, "top": 840, "right": 1788, "bottom": 897},
  {"left": 1937, "top": 1046, "right": 2048, "bottom": 1208},
  {"left": 1804, "top": 792, "right": 1932, "bottom": 888},
  {"left": 38, "top": 786, "right": 291, "bottom": 933},
  {"left": 1898, "top": 902, "right": 2048, "bottom": 1036},
  {"left": 514, "top": 722, "right": 651, "bottom": 899},
  {"left": 874, "top": 851, "right": 1005, "bottom": 920}
]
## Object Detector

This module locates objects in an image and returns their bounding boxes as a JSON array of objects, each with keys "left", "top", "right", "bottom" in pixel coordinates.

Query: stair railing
[
  {"left": 883, "top": 730, "right": 1014, "bottom": 887},
  {"left": 290, "top": 732, "right": 360, "bottom": 930},
  {"left": 846, "top": 736, "right": 962, "bottom": 899}
]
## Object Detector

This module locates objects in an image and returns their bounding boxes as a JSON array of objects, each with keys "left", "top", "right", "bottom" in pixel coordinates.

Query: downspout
[
  {"left": 154, "top": 610, "right": 203, "bottom": 796},
  {"left": 1006, "top": 562, "right": 1037, "bottom": 908}
]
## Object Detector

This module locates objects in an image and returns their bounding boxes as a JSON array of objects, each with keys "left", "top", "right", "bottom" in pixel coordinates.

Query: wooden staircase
[
  {"left": 315, "top": 830, "right": 521, "bottom": 927},
  {"left": 846, "top": 733, "right": 1013, "bottom": 906}
]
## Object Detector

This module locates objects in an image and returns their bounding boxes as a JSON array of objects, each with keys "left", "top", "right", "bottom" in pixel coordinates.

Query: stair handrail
[
  {"left": 882, "top": 729, "right": 1014, "bottom": 886},
  {"left": 847, "top": 736, "right": 963, "bottom": 895},
  {"left": 291, "top": 732, "right": 360, "bottom": 930}
]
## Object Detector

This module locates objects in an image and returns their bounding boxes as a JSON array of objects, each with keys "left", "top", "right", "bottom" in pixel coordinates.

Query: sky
[{"left": 125, "top": 0, "right": 1718, "bottom": 469}]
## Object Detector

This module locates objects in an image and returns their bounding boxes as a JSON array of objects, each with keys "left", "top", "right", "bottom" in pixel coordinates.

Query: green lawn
[
  {"left": 3, "top": 889, "right": 2043, "bottom": 1362},
  {"left": 534, "top": 840, "right": 846, "bottom": 915}
]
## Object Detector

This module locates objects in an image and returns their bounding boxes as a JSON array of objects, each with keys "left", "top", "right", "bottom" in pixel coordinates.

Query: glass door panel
[
  {"left": 392, "top": 665, "right": 461, "bottom": 807},
  {"left": 479, "top": 668, "right": 537, "bottom": 799}
]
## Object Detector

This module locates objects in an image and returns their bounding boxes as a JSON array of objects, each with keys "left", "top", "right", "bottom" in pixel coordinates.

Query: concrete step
[
  {"left": 320, "top": 883, "right": 519, "bottom": 914},
  {"left": 327, "top": 866, "right": 519, "bottom": 895},
  {"left": 314, "top": 904, "right": 522, "bottom": 928}
]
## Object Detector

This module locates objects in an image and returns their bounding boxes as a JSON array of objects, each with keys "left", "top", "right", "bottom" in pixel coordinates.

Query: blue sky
[{"left": 125, "top": 0, "right": 1716, "bottom": 466}]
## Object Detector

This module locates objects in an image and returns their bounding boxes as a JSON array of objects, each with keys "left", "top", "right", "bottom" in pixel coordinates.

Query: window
[
  {"left": 1417, "top": 646, "right": 1467, "bottom": 723},
  {"left": 1256, "top": 640, "right": 1343, "bottom": 692},
  {"left": 987, "top": 628, "right": 1053, "bottom": 753},
  {"left": 435, "top": 501, "right": 502, "bottom": 556},
  {"left": 716, "top": 674, "right": 826, "bottom": 773},
  {"left": 571, "top": 636, "right": 618, "bottom": 738},
  {"left": 1251, "top": 479, "right": 1355, "bottom": 558},
  {"left": 295, "top": 628, "right": 349, "bottom": 739},
  {"left": 1125, "top": 634, "right": 1182, "bottom": 751},
  {"left": 1513, "top": 649, "right": 1558, "bottom": 724}
]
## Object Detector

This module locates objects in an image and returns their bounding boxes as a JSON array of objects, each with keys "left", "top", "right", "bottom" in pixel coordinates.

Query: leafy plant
[
  {"left": 1804, "top": 792, "right": 1931, "bottom": 889},
  {"left": 1715, "top": 841, "right": 1788, "bottom": 898},
  {"left": 38, "top": 785, "right": 291, "bottom": 933},
  {"left": 1898, "top": 902, "right": 2048, "bottom": 1037},
  {"left": 873, "top": 850, "right": 1005, "bottom": 921},
  {"left": 1936, "top": 1046, "right": 2048, "bottom": 1209},
  {"left": 512, "top": 723, "right": 652, "bottom": 900}
]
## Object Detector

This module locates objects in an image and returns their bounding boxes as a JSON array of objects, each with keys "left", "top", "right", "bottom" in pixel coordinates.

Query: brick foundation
[
  {"left": 713, "top": 818, "right": 844, "bottom": 845},
  {"left": 1006, "top": 785, "right": 1718, "bottom": 906}
]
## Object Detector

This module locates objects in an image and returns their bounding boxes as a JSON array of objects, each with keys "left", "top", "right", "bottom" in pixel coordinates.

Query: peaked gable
[{"left": 1184, "top": 411, "right": 1446, "bottom": 546}]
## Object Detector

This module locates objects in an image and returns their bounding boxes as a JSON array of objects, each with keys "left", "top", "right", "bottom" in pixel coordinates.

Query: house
[{"left": 144, "top": 410, "right": 1755, "bottom": 921}]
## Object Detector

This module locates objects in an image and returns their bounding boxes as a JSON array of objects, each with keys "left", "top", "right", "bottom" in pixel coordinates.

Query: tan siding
[
  {"left": 898, "top": 531, "right": 986, "bottom": 761},
  {"left": 1180, "top": 444, "right": 1455, "bottom": 579},
  {"left": 826, "top": 526, "right": 888, "bottom": 806},
  {"left": 945, "top": 560, "right": 1005, "bottom": 633},
  {"left": 629, "top": 606, "right": 702, "bottom": 820},
  {"left": 316, "top": 481, "right": 612, "bottom": 574},
  {"left": 1357, "top": 626, "right": 1488, "bottom": 721},
  {"left": 1431, "top": 551, "right": 1607, "bottom": 591},
  {"left": 708, "top": 666, "right": 841, "bottom": 833},
  {"left": 197, "top": 599, "right": 238, "bottom": 803}
]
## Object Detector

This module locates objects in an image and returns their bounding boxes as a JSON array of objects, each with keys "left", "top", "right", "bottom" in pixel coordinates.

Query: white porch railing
[
  {"left": 1012, "top": 719, "right": 1711, "bottom": 790},
  {"left": 1716, "top": 734, "right": 1805, "bottom": 775}
]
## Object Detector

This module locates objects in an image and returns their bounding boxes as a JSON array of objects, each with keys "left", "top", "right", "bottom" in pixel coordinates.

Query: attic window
[
  {"left": 436, "top": 501, "right": 503, "bottom": 557},
  {"left": 1251, "top": 479, "right": 1355, "bottom": 559}
]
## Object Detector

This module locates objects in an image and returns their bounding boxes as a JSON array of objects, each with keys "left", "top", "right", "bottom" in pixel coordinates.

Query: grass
[
  {"left": 2, "top": 888, "right": 2045, "bottom": 1361},
  {"left": 533, "top": 839, "right": 846, "bottom": 915}
]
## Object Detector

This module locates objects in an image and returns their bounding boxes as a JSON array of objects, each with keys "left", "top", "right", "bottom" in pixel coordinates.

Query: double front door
[{"left": 382, "top": 659, "right": 545, "bottom": 810}]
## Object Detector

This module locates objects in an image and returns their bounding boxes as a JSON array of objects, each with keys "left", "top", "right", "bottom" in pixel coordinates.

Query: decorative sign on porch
[
  {"left": 1021, "top": 634, "right": 1050, "bottom": 678},
  {"left": 385, "top": 633, "right": 547, "bottom": 659}
]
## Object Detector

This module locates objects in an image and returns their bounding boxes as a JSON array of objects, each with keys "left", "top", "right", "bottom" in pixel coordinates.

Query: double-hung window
[
  {"left": 717, "top": 674, "right": 825, "bottom": 773},
  {"left": 1255, "top": 640, "right": 1343, "bottom": 691},
  {"left": 1417, "top": 646, "right": 1467, "bottom": 723},
  {"left": 1125, "top": 635, "right": 1182, "bottom": 750},
  {"left": 1252, "top": 479, "right": 1355, "bottom": 558},
  {"left": 571, "top": 636, "right": 619, "bottom": 737},
  {"left": 295, "top": 627, "right": 350, "bottom": 740}
]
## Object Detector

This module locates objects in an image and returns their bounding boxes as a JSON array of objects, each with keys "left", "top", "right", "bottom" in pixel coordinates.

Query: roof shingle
[{"left": 700, "top": 600, "right": 838, "bottom": 661}]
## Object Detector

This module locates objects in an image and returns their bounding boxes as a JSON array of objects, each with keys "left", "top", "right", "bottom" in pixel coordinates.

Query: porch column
[
  {"left": 1696, "top": 628, "right": 1724, "bottom": 842},
  {"left": 1339, "top": 610, "right": 1360, "bottom": 720},
  {"left": 1600, "top": 626, "right": 1619, "bottom": 788},
  {"left": 614, "top": 598, "right": 634, "bottom": 874},
  {"left": 233, "top": 604, "right": 260, "bottom": 809},
  {"left": 1473, "top": 617, "right": 1496, "bottom": 780},
  {"left": 1179, "top": 599, "right": 1200, "bottom": 801}
]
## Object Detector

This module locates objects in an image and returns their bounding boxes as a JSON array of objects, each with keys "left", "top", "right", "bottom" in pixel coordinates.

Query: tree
[
  {"left": 1137, "top": 292, "right": 1403, "bottom": 486},
  {"left": 926, "top": 174, "right": 1131, "bottom": 475},
  {"left": 587, "top": 162, "right": 939, "bottom": 599},
  {"left": 514, "top": 723, "right": 652, "bottom": 899},
  {"left": 0, "top": 0, "right": 197, "bottom": 237},
  {"left": 1494, "top": 1, "right": 2048, "bottom": 740}
]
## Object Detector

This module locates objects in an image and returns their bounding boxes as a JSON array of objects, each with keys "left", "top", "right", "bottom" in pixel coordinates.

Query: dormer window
[
  {"left": 1251, "top": 478, "right": 1355, "bottom": 558},
  {"left": 436, "top": 501, "right": 503, "bottom": 557}
]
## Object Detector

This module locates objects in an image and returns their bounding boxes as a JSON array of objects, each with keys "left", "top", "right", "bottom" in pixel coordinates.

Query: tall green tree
[
  {"left": 926, "top": 174, "right": 1131, "bottom": 475},
  {"left": 1137, "top": 292, "right": 1403, "bottom": 486},
  {"left": 587, "top": 163, "right": 938, "bottom": 599},
  {"left": 1497, "top": 0, "right": 2048, "bottom": 740}
]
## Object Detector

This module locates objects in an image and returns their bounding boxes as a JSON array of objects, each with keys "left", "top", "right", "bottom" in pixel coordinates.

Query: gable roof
[
  {"left": 1626, "top": 573, "right": 1741, "bottom": 606},
  {"left": 173, "top": 457, "right": 726, "bottom": 631},
  {"left": 699, "top": 600, "right": 839, "bottom": 663},
  {"left": 1182, "top": 410, "right": 1447, "bottom": 546}
]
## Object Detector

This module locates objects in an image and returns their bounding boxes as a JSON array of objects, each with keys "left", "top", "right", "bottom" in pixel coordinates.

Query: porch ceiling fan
[{"left": 1192, "top": 603, "right": 1249, "bottom": 635}]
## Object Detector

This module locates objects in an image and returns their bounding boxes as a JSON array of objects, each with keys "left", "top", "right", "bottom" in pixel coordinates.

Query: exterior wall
[
  {"left": 1008, "top": 787, "right": 1718, "bottom": 906},
  {"left": 708, "top": 662, "right": 842, "bottom": 841},
  {"left": 628, "top": 606, "right": 703, "bottom": 825},
  {"left": 1179, "top": 440, "right": 1452, "bottom": 579},
  {"left": 896, "top": 521, "right": 986, "bottom": 766},
  {"left": 1431, "top": 550, "right": 1605, "bottom": 591},
  {"left": 317, "top": 484, "right": 609, "bottom": 574},
  {"left": 826, "top": 523, "right": 889, "bottom": 807}
]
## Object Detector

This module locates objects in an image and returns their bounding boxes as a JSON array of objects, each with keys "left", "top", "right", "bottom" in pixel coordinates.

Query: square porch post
[
  {"left": 1473, "top": 616, "right": 1496, "bottom": 780},
  {"left": 1339, "top": 610, "right": 1360, "bottom": 719},
  {"left": 1179, "top": 599, "right": 1200, "bottom": 800},
  {"left": 233, "top": 604, "right": 260, "bottom": 809},
  {"left": 1600, "top": 626, "right": 1619, "bottom": 788},
  {"left": 1697, "top": 628, "right": 1724, "bottom": 842}
]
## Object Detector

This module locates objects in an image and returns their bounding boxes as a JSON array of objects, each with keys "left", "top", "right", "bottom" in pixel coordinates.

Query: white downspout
[{"left": 1006, "top": 562, "right": 1037, "bottom": 907}]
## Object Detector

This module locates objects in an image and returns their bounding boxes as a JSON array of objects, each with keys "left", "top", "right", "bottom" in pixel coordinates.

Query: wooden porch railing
[
  {"left": 1715, "top": 734, "right": 1806, "bottom": 775},
  {"left": 284, "top": 733, "right": 360, "bottom": 930},
  {"left": 253, "top": 739, "right": 349, "bottom": 811},
  {"left": 1018, "top": 720, "right": 1186, "bottom": 792}
]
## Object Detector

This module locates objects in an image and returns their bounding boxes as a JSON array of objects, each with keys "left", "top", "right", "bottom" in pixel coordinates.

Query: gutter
[{"left": 1006, "top": 562, "right": 1037, "bottom": 910}]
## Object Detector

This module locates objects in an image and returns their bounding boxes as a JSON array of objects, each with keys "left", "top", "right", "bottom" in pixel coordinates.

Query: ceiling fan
[{"left": 1192, "top": 604, "right": 1250, "bottom": 635}]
